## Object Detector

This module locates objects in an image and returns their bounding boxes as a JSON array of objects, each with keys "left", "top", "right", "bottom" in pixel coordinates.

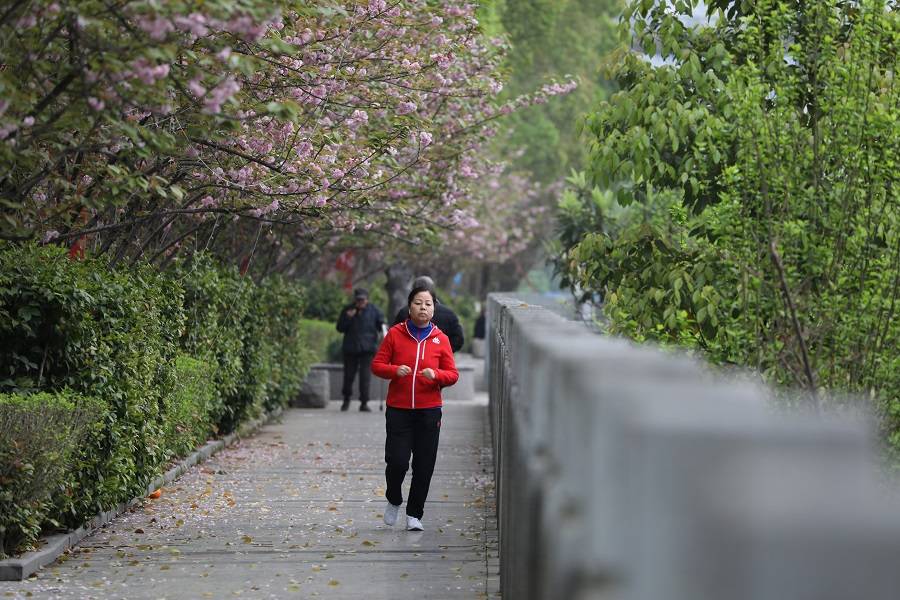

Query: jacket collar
[{"left": 402, "top": 320, "right": 442, "bottom": 341}]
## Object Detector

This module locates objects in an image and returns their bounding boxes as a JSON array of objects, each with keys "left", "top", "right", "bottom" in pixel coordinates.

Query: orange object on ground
[{"left": 148, "top": 489, "right": 162, "bottom": 499}]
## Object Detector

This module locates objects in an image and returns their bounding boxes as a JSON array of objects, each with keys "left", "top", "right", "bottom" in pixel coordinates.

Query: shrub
[
  {"left": 298, "top": 319, "right": 345, "bottom": 363},
  {"left": 0, "top": 244, "right": 319, "bottom": 551},
  {"left": 256, "top": 276, "right": 314, "bottom": 411},
  {"left": 161, "top": 356, "right": 217, "bottom": 461},
  {"left": 0, "top": 392, "right": 102, "bottom": 558},
  {"left": 173, "top": 254, "right": 249, "bottom": 433},
  {"left": 438, "top": 287, "right": 478, "bottom": 353},
  {"left": 558, "top": 0, "right": 900, "bottom": 455},
  {"left": 232, "top": 275, "right": 308, "bottom": 423},
  {"left": 0, "top": 243, "right": 185, "bottom": 526},
  {"left": 173, "top": 257, "right": 315, "bottom": 431},
  {"left": 301, "top": 280, "right": 347, "bottom": 321}
]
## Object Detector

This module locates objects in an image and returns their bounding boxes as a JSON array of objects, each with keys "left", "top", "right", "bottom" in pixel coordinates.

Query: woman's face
[{"left": 409, "top": 291, "right": 434, "bottom": 326}]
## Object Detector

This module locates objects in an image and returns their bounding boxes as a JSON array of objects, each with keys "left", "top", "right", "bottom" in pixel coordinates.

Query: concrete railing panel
[{"left": 487, "top": 293, "right": 899, "bottom": 600}]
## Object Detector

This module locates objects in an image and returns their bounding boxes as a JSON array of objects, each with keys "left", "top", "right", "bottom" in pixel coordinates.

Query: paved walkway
[{"left": 2, "top": 396, "right": 499, "bottom": 599}]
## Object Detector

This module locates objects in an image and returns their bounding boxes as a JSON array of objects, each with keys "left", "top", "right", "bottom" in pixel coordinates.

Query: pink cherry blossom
[{"left": 396, "top": 101, "right": 417, "bottom": 115}]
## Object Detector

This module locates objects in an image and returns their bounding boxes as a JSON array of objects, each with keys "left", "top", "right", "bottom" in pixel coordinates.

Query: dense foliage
[
  {"left": 0, "top": 391, "right": 101, "bottom": 559},
  {"left": 490, "top": 0, "right": 619, "bottom": 184},
  {"left": 297, "top": 318, "right": 345, "bottom": 364},
  {"left": 555, "top": 0, "right": 900, "bottom": 445},
  {"left": 301, "top": 280, "right": 348, "bottom": 322},
  {"left": 1, "top": 243, "right": 186, "bottom": 525},
  {"left": 0, "top": 243, "right": 318, "bottom": 556}
]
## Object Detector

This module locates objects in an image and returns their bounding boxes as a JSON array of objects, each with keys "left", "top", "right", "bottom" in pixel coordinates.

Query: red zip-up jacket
[{"left": 371, "top": 321, "right": 459, "bottom": 409}]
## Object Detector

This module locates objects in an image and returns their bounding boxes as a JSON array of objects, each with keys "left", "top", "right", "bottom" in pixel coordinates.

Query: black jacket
[
  {"left": 474, "top": 313, "right": 486, "bottom": 339},
  {"left": 336, "top": 303, "right": 385, "bottom": 354},
  {"left": 393, "top": 302, "right": 464, "bottom": 352}
]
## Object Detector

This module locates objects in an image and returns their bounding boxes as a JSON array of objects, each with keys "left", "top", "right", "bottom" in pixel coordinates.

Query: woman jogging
[{"left": 371, "top": 285, "right": 458, "bottom": 531}]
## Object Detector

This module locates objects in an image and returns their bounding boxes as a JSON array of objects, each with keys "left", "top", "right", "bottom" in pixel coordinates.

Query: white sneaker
[
  {"left": 383, "top": 502, "right": 400, "bottom": 526},
  {"left": 406, "top": 516, "right": 424, "bottom": 531}
]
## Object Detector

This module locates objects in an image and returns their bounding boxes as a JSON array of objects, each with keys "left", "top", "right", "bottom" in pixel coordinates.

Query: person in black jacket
[
  {"left": 392, "top": 276, "right": 464, "bottom": 352},
  {"left": 336, "top": 288, "right": 385, "bottom": 412},
  {"left": 472, "top": 305, "right": 486, "bottom": 358}
]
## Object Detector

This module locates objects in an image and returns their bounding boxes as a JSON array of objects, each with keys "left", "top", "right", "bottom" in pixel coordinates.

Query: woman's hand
[
  {"left": 419, "top": 368, "right": 436, "bottom": 380},
  {"left": 396, "top": 365, "right": 412, "bottom": 377}
]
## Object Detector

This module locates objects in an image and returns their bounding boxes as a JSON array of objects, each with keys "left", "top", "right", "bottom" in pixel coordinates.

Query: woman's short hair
[{"left": 407, "top": 286, "right": 435, "bottom": 307}]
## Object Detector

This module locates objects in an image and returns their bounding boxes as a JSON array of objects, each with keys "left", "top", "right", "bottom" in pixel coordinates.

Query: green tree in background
[
  {"left": 490, "top": 0, "right": 621, "bottom": 184},
  {"left": 555, "top": 0, "right": 900, "bottom": 448},
  {"left": 453, "top": 0, "right": 621, "bottom": 296}
]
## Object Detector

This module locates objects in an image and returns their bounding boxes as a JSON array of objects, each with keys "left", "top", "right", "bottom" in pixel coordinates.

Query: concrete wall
[{"left": 487, "top": 293, "right": 900, "bottom": 600}]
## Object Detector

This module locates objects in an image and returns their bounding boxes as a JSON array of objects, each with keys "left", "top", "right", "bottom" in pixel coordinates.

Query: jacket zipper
[
  {"left": 411, "top": 337, "right": 428, "bottom": 408},
  {"left": 404, "top": 323, "right": 432, "bottom": 409}
]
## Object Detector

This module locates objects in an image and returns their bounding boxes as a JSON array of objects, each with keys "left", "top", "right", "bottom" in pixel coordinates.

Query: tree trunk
[{"left": 385, "top": 262, "right": 413, "bottom": 323}]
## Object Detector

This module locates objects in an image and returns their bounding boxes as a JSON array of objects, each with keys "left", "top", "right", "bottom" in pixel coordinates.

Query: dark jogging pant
[
  {"left": 384, "top": 406, "right": 442, "bottom": 519},
  {"left": 341, "top": 352, "right": 374, "bottom": 403}
]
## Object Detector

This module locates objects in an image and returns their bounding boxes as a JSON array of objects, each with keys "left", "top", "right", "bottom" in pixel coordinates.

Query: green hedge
[
  {"left": 301, "top": 280, "right": 347, "bottom": 322},
  {"left": 0, "top": 244, "right": 316, "bottom": 557},
  {"left": 298, "top": 319, "right": 344, "bottom": 363},
  {"left": 0, "top": 391, "right": 102, "bottom": 559},
  {"left": 231, "top": 275, "right": 309, "bottom": 426},
  {"left": 174, "top": 258, "right": 312, "bottom": 431},
  {"left": 255, "top": 277, "right": 313, "bottom": 411},
  {"left": 162, "top": 355, "right": 218, "bottom": 461},
  {"left": 0, "top": 244, "right": 185, "bottom": 525},
  {"left": 174, "top": 255, "right": 251, "bottom": 433}
]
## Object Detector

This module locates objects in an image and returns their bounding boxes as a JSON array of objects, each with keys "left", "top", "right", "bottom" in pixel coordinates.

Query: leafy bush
[
  {"left": 556, "top": 0, "right": 900, "bottom": 452},
  {"left": 238, "top": 275, "right": 310, "bottom": 419},
  {"left": 173, "top": 255, "right": 250, "bottom": 433},
  {"left": 174, "top": 258, "right": 315, "bottom": 430},
  {"left": 0, "top": 244, "right": 320, "bottom": 552},
  {"left": 301, "top": 280, "right": 347, "bottom": 322},
  {"left": 0, "top": 243, "right": 185, "bottom": 524},
  {"left": 439, "top": 287, "right": 478, "bottom": 353},
  {"left": 161, "top": 356, "right": 217, "bottom": 461},
  {"left": 0, "top": 392, "right": 102, "bottom": 558},
  {"left": 298, "top": 319, "right": 345, "bottom": 363},
  {"left": 365, "top": 274, "right": 390, "bottom": 320}
]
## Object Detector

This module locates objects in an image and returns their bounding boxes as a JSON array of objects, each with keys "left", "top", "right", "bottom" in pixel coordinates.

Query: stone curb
[{"left": 0, "top": 406, "right": 283, "bottom": 581}]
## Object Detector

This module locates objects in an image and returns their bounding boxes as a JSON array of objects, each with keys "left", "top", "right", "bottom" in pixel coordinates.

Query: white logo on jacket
[{"left": 433, "top": 338, "right": 440, "bottom": 344}]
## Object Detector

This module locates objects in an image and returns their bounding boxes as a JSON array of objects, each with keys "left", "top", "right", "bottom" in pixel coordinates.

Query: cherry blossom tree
[{"left": 0, "top": 0, "right": 574, "bottom": 274}]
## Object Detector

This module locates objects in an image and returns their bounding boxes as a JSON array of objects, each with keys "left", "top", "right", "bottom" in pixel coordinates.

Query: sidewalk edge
[{"left": 0, "top": 406, "right": 283, "bottom": 581}]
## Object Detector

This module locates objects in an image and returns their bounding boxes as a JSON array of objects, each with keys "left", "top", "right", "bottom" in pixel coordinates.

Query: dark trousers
[
  {"left": 342, "top": 352, "right": 374, "bottom": 403},
  {"left": 384, "top": 406, "right": 442, "bottom": 519}
]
